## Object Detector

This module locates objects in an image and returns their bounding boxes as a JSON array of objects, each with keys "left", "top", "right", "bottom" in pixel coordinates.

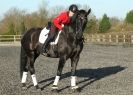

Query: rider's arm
[{"left": 53, "top": 13, "right": 65, "bottom": 30}]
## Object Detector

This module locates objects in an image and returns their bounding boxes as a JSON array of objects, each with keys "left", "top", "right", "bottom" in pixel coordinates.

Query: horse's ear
[{"left": 86, "top": 8, "right": 91, "bottom": 16}]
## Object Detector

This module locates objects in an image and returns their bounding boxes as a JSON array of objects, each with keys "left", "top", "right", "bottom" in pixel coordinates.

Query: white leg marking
[
  {"left": 71, "top": 76, "right": 76, "bottom": 87},
  {"left": 53, "top": 76, "right": 60, "bottom": 85},
  {"left": 31, "top": 74, "right": 38, "bottom": 86},
  {"left": 21, "top": 72, "right": 28, "bottom": 83}
]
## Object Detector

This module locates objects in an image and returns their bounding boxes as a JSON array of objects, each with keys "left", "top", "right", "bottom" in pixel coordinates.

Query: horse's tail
[{"left": 20, "top": 45, "right": 27, "bottom": 79}]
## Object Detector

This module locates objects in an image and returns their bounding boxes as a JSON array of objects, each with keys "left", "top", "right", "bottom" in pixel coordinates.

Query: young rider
[{"left": 41, "top": 4, "right": 78, "bottom": 54}]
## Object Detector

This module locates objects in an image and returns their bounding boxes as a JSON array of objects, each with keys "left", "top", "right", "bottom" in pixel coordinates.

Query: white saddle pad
[{"left": 39, "top": 27, "right": 61, "bottom": 45}]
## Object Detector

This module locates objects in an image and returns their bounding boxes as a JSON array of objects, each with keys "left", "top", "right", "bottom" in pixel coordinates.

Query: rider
[{"left": 41, "top": 4, "right": 78, "bottom": 54}]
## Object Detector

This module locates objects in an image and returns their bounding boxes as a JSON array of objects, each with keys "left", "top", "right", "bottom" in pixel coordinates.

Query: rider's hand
[{"left": 62, "top": 24, "right": 64, "bottom": 28}]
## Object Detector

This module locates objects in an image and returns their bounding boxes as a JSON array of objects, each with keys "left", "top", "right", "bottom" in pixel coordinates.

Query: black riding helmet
[{"left": 69, "top": 4, "right": 78, "bottom": 13}]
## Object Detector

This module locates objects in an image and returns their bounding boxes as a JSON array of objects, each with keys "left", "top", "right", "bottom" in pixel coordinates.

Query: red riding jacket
[{"left": 53, "top": 11, "right": 70, "bottom": 30}]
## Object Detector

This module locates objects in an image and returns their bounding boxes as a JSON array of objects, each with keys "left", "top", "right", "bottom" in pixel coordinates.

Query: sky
[{"left": 0, "top": 0, "right": 133, "bottom": 19}]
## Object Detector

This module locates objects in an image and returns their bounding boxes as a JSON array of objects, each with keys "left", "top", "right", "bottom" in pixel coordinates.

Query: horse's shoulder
[{"left": 36, "top": 27, "right": 43, "bottom": 31}]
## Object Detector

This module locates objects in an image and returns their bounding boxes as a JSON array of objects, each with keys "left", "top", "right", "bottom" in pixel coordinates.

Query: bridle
[{"left": 75, "top": 13, "right": 87, "bottom": 41}]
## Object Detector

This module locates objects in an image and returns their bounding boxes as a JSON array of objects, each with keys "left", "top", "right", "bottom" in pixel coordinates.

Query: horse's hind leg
[
  {"left": 20, "top": 46, "right": 28, "bottom": 89},
  {"left": 51, "top": 56, "right": 66, "bottom": 91},
  {"left": 27, "top": 53, "right": 40, "bottom": 90},
  {"left": 21, "top": 59, "right": 28, "bottom": 90}
]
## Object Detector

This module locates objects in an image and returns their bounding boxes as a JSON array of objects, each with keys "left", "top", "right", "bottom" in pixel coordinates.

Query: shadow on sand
[{"left": 33, "top": 65, "right": 126, "bottom": 91}]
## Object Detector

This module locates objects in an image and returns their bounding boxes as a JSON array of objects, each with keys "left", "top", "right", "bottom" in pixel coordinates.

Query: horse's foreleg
[
  {"left": 28, "top": 55, "right": 40, "bottom": 90},
  {"left": 70, "top": 55, "right": 81, "bottom": 92},
  {"left": 52, "top": 56, "right": 66, "bottom": 91}
]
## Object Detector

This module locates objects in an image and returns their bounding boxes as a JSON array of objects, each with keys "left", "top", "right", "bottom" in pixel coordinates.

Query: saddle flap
[
  {"left": 39, "top": 27, "right": 49, "bottom": 44},
  {"left": 50, "top": 30, "right": 62, "bottom": 45},
  {"left": 39, "top": 27, "right": 62, "bottom": 45}
]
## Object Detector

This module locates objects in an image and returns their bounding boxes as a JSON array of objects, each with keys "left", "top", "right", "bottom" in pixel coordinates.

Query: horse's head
[{"left": 73, "top": 9, "right": 91, "bottom": 40}]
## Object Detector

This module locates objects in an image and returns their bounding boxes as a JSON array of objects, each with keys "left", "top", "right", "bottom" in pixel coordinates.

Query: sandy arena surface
[{"left": 0, "top": 43, "right": 133, "bottom": 95}]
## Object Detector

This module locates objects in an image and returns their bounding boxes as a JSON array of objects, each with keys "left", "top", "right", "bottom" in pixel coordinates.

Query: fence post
[
  {"left": 102, "top": 35, "right": 105, "bottom": 42},
  {"left": 91, "top": 35, "right": 94, "bottom": 42},
  {"left": 0, "top": 35, "right": 1, "bottom": 42},
  {"left": 86, "top": 35, "right": 90, "bottom": 42},
  {"left": 14, "top": 35, "right": 16, "bottom": 42},
  {"left": 97, "top": 35, "right": 100, "bottom": 42},
  {"left": 131, "top": 35, "right": 133, "bottom": 43},
  {"left": 109, "top": 35, "right": 112, "bottom": 43},
  {"left": 116, "top": 35, "right": 118, "bottom": 43},
  {"left": 123, "top": 35, "right": 126, "bottom": 43}
]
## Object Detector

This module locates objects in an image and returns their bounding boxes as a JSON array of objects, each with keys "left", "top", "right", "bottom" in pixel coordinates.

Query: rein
[{"left": 75, "top": 16, "right": 85, "bottom": 43}]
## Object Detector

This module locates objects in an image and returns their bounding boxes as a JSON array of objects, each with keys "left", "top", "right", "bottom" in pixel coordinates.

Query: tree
[
  {"left": 125, "top": 10, "right": 133, "bottom": 24},
  {"left": 37, "top": 1, "right": 48, "bottom": 27},
  {"left": 1, "top": 8, "right": 26, "bottom": 35},
  {"left": 99, "top": 14, "right": 111, "bottom": 33},
  {"left": 7, "top": 22, "right": 15, "bottom": 35},
  {"left": 49, "top": 6, "right": 65, "bottom": 19},
  {"left": 20, "top": 21, "right": 26, "bottom": 34},
  {"left": 85, "top": 15, "right": 98, "bottom": 33},
  {"left": 110, "top": 17, "right": 120, "bottom": 26}
]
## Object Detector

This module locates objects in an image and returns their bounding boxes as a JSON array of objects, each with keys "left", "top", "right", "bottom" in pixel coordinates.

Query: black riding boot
[
  {"left": 41, "top": 23, "right": 57, "bottom": 54},
  {"left": 41, "top": 36, "right": 52, "bottom": 54}
]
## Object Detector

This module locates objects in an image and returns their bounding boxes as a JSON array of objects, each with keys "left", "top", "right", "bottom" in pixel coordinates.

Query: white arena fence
[
  {"left": 85, "top": 34, "right": 133, "bottom": 43},
  {"left": 0, "top": 34, "right": 133, "bottom": 43},
  {"left": 0, "top": 35, "right": 21, "bottom": 42}
]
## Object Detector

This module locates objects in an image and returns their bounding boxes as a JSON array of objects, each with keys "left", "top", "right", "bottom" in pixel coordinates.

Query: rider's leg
[
  {"left": 42, "top": 24, "right": 58, "bottom": 53},
  {"left": 42, "top": 35, "right": 53, "bottom": 53}
]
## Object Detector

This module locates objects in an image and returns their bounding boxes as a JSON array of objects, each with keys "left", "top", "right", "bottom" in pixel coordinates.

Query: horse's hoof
[
  {"left": 42, "top": 52, "right": 47, "bottom": 56},
  {"left": 51, "top": 85, "right": 59, "bottom": 93},
  {"left": 22, "top": 86, "right": 27, "bottom": 90},
  {"left": 51, "top": 85, "right": 58, "bottom": 89},
  {"left": 21, "top": 83, "right": 27, "bottom": 90},
  {"left": 51, "top": 89, "right": 59, "bottom": 93},
  {"left": 35, "top": 85, "right": 41, "bottom": 91},
  {"left": 71, "top": 86, "right": 81, "bottom": 92}
]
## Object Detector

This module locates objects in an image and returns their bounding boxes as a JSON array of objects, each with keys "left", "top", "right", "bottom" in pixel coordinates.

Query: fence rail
[
  {"left": 0, "top": 35, "right": 21, "bottom": 42},
  {"left": 85, "top": 34, "right": 133, "bottom": 43},
  {"left": 0, "top": 34, "right": 133, "bottom": 43}
]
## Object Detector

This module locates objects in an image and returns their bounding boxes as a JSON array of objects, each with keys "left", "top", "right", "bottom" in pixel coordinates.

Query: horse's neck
[{"left": 63, "top": 25, "right": 77, "bottom": 45}]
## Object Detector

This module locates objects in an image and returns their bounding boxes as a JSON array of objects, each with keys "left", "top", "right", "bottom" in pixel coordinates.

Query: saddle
[
  {"left": 39, "top": 22, "right": 61, "bottom": 57},
  {"left": 40, "top": 21, "right": 61, "bottom": 44}
]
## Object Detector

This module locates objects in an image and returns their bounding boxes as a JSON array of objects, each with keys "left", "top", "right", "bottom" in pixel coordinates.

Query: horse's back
[{"left": 21, "top": 27, "right": 43, "bottom": 51}]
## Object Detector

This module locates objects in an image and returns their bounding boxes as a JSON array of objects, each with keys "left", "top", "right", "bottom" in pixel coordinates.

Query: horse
[{"left": 20, "top": 9, "right": 91, "bottom": 92}]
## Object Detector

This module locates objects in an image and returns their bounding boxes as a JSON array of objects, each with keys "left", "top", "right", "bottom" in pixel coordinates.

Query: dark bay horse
[{"left": 20, "top": 9, "right": 91, "bottom": 92}]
